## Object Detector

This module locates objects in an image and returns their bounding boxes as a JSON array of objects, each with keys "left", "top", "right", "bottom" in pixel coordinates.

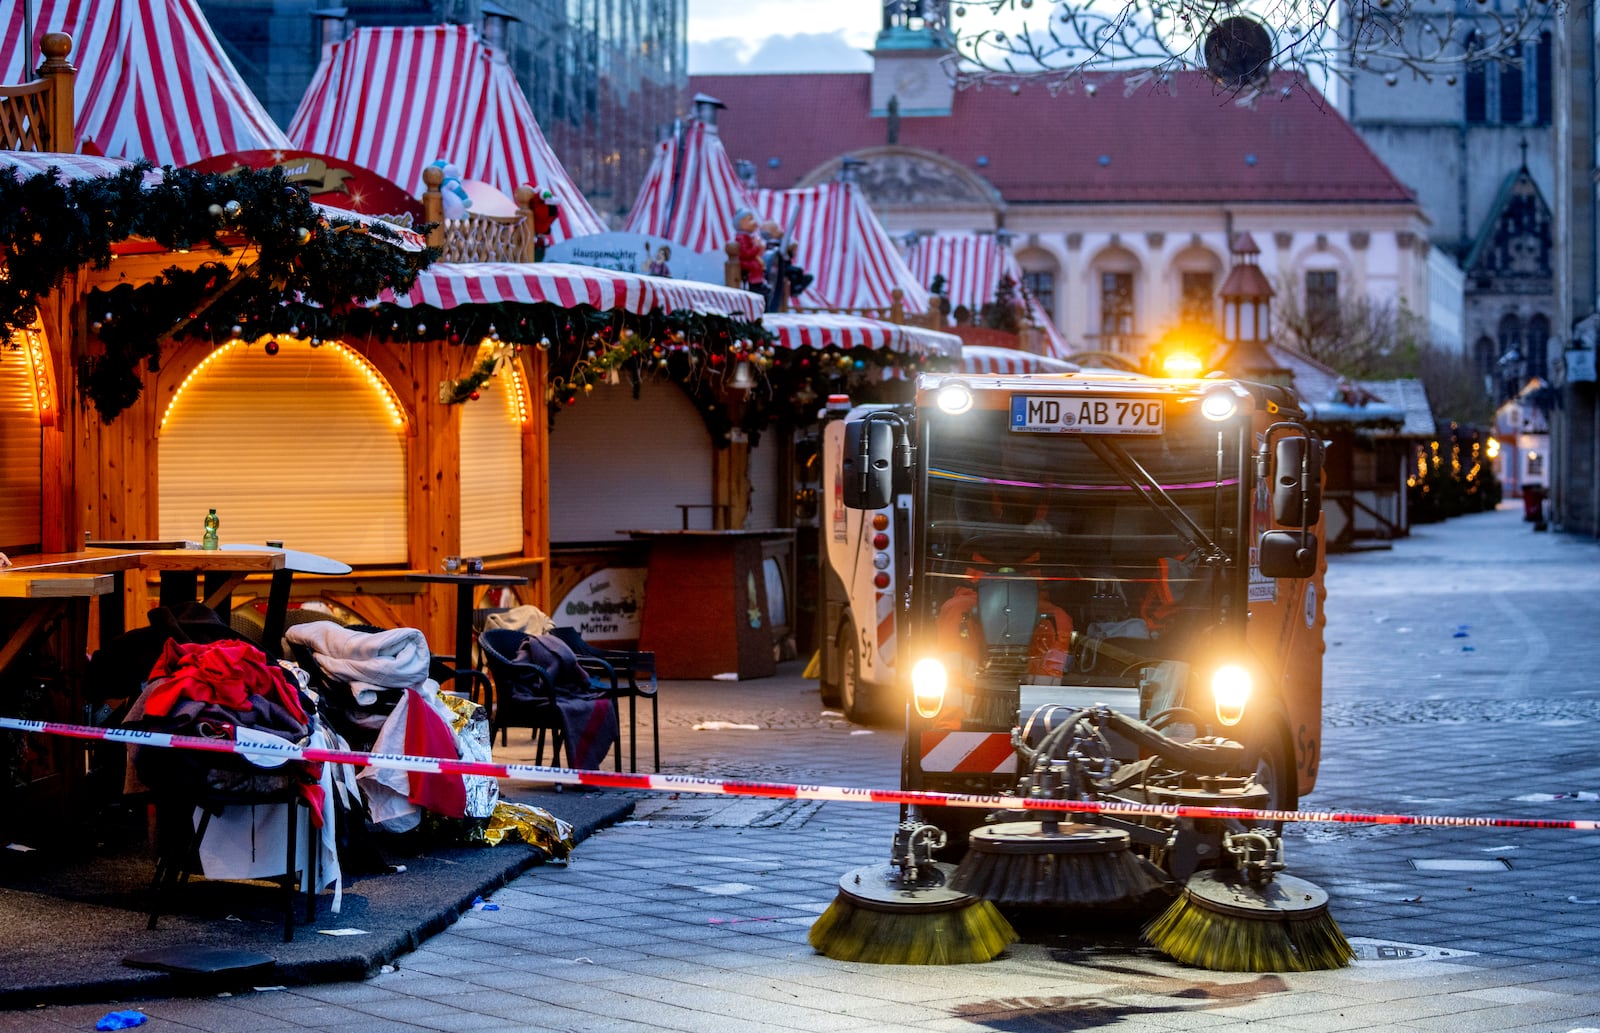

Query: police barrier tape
[{"left": 4, "top": 715, "right": 1598, "bottom": 832}]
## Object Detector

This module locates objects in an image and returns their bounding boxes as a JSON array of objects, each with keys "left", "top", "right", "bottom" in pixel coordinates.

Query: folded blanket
[{"left": 285, "top": 621, "right": 431, "bottom": 704}]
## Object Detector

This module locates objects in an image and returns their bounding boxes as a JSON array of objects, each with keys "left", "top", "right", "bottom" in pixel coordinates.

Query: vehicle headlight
[
  {"left": 1200, "top": 387, "right": 1239, "bottom": 422},
  {"left": 936, "top": 381, "right": 974, "bottom": 415},
  {"left": 1211, "top": 664, "right": 1252, "bottom": 726},
  {"left": 910, "top": 657, "right": 948, "bottom": 719}
]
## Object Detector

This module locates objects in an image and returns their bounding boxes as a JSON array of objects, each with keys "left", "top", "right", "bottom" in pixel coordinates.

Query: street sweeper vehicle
[{"left": 809, "top": 367, "right": 1352, "bottom": 972}]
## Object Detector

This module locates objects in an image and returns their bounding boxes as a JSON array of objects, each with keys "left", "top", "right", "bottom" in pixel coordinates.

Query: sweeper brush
[
  {"left": 1143, "top": 870, "right": 1353, "bottom": 972},
  {"left": 809, "top": 822, "right": 1017, "bottom": 965},
  {"left": 1142, "top": 831, "right": 1354, "bottom": 973},
  {"left": 950, "top": 820, "right": 1167, "bottom": 909}
]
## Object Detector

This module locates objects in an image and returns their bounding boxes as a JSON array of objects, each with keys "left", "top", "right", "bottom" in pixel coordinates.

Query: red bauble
[
  {"left": 469, "top": 390, "right": 480, "bottom": 401},
  {"left": 264, "top": 340, "right": 280, "bottom": 356}
]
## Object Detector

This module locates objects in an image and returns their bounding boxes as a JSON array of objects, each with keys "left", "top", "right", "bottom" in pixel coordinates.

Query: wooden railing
[
  {"left": 420, "top": 164, "right": 540, "bottom": 263},
  {"left": 0, "top": 33, "right": 75, "bottom": 153}
]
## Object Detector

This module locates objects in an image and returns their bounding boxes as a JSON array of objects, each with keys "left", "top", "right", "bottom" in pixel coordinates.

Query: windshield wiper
[{"left": 1080, "top": 437, "right": 1229, "bottom": 565}]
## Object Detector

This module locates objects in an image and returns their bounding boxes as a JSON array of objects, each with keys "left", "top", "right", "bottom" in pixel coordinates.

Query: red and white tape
[{"left": 4, "top": 715, "right": 1597, "bottom": 832}]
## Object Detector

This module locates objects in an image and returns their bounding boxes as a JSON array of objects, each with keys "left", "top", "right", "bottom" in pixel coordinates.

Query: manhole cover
[
  {"left": 1347, "top": 937, "right": 1476, "bottom": 962},
  {"left": 1409, "top": 858, "right": 1512, "bottom": 872}
]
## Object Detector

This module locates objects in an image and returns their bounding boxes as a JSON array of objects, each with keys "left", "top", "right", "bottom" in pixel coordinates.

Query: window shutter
[
  {"left": 460, "top": 366, "right": 525, "bottom": 557},
  {"left": 549, "top": 382, "right": 711, "bottom": 542},
  {"left": 0, "top": 350, "right": 42, "bottom": 552},
  {"left": 159, "top": 340, "right": 407, "bottom": 565}
]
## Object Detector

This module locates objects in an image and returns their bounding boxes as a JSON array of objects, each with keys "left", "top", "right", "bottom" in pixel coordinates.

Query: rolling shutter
[
  {"left": 459, "top": 365, "right": 525, "bottom": 557},
  {"left": 744, "top": 434, "right": 779, "bottom": 530},
  {"left": 548, "top": 380, "right": 711, "bottom": 543},
  {"left": 0, "top": 349, "right": 42, "bottom": 552},
  {"left": 159, "top": 339, "right": 407, "bottom": 565}
]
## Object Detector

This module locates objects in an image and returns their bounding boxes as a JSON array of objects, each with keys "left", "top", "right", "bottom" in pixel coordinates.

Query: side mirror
[
  {"left": 1259, "top": 530, "right": 1318, "bottom": 579},
  {"left": 842, "top": 414, "right": 894, "bottom": 510},
  {"left": 1272, "top": 436, "right": 1325, "bottom": 526}
]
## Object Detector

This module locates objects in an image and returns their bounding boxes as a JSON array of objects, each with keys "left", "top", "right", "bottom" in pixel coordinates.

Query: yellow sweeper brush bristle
[
  {"left": 809, "top": 862, "right": 1017, "bottom": 965},
  {"left": 1143, "top": 870, "right": 1355, "bottom": 973}
]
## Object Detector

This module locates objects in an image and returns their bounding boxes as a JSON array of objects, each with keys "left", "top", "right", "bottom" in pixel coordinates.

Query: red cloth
[
  {"left": 140, "top": 638, "right": 324, "bottom": 826},
  {"left": 402, "top": 689, "right": 467, "bottom": 818},
  {"left": 143, "top": 638, "right": 306, "bottom": 723}
]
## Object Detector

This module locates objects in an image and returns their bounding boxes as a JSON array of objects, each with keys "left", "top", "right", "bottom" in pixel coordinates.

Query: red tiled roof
[{"left": 691, "top": 71, "right": 1416, "bottom": 206}]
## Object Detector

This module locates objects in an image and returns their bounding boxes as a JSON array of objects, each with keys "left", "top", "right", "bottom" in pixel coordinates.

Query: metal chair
[
  {"left": 478, "top": 628, "right": 621, "bottom": 770},
  {"left": 145, "top": 779, "right": 317, "bottom": 942},
  {"left": 549, "top": 626, "right": 660, "bottom": 773}
]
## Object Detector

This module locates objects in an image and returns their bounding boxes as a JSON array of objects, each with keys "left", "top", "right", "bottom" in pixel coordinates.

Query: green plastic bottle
[{"left": 202, "top": 509, "right": 219, "bottom": 550}]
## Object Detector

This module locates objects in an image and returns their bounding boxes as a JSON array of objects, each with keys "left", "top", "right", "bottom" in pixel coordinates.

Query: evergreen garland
[
  {"left": 1, "top": 158, "right": 951, "bottom": 435},
  {"left": 0, "top": 160, "right": 434, "bottom": 420}
]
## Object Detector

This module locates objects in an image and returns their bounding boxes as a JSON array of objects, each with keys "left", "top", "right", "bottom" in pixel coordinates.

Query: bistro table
[
  {"left": 88, "top": 541, "right": 351, "bottom": 655},
  {"left": 217, "top": 544, "right": 352, "bottom": 652},
  {"left": 405, "top": 571, "right": 529, "bottom": 672}
]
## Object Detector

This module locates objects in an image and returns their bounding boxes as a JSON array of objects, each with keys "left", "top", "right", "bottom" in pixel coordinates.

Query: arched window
[
  {"left": 1536, "top": 32, "right": 1553, "bottom": 126},
  {"left": 1526, "top": 313, "right": 1551, "bottom": 379},
  {"left": 1497, "top": 312, "right": 1523, "bottom": 361},
  {"left": 1473, "top": 334, "right": 1496, "bottom": 383},
  {"left": 1089, "top": 246, "right": 1142, "bottom": 355},
  {"left": 1499, "top": 43, "right": 1524, "bottom": 124},
  {"left": 1016, "top": 246, "right": 1061, "bottom": 328},
  {"left": 1464, "top": 31, "right": 1487, "bottom": 124}
]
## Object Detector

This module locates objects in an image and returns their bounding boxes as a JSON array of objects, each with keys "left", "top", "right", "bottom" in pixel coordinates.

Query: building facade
[
  {"left": 1551, "top": 3, "right": 1599, "bottom": 535},
  {"left": 197, "top": 0, "right": 686, "bottom": 216},
  {"left": 693, "top": 26, "right": 1429, "bottom": 370},
  {"left": 1340, "top": 0, "right": 1558, "bottom": 395}
]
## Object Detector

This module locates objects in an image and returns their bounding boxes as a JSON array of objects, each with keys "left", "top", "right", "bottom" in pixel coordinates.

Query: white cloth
[
  {"left": 482, "top": 605, "right": 554, "bottom": 636},
  {"left": 195, "top": 720, "right": 352, "bottom": 911},
  {"left": 285, "top": 621, "right": 432, "bottom": 705}
]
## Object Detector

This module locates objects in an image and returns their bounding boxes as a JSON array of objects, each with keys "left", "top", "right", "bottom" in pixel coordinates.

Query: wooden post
[
  {"left": 890, "top": 287, "right": 906, "bottom": 325},
  {"left": 724, "top": 240, "right": 742, "bottom": 289},
  {"left": 37, "top": 33, "right": 74, "bottom": 153},
  {"left": 421, "top": 164, "right": 445, "bottom": 252}
]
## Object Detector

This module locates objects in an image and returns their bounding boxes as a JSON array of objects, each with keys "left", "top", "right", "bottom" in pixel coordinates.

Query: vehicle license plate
[{"left": 1010, "top": 395, "right": 1163, "bottom": 434}]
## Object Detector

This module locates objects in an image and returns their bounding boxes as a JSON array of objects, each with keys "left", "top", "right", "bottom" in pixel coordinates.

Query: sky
[{"left": 687, "top": 0, "right": 877, "bottom": 75}]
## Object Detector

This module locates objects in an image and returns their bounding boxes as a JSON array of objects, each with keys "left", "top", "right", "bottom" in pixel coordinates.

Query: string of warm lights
[
  {"left": 159, "top": 335, "right": 409, "bottom": 433},
  {"left": 20, "top": 321, "right": 56, "bottom": 427}
]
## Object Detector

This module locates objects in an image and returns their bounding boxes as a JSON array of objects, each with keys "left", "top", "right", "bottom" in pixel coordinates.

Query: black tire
[
  {"left": 1247, "top": 723, "right": 1298, "bottom": 830},
  {"left": 840, "top": 637, "right": 872, "bottom": 724},
  {"left": 818, "top": 619, "right": 847, "bottom": 708}
]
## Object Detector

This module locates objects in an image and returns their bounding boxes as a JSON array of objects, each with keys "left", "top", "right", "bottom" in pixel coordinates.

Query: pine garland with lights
[
  {"left": 17, "top": 161, "right": 953, "bottom": 435},
  {"left": 0, "top": 160, "right": 434, "bottom": 420}
]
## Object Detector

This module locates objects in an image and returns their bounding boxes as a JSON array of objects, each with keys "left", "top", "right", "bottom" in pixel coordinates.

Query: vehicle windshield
[{"left": 920, "top": 399, "right": 1243, "bottom": 692}]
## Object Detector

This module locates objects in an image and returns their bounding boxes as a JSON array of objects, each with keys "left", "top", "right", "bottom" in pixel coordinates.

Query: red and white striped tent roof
[
  {"left": 376, "top": 262, "right": 764, "bottom": 321},
  {"left": 752, "top": 181, "right": 930, "bottom": 316},
  {"left": 905, "top": 233, "right": 1022, "bottom": 313},
  {"left": 623, "top": 120, "right": 752, "bottom": 254},
  {"left": 288, "top": 24, "right": 605, "bottom": 245},
  {"left": 961, "top": 345, "right": 1077, "bottom": 375},
  {"left": 1, "top": 151, "right": 136, "bottom": 183},
  {"left": 0, "top": 0, "right": 290, "bottom": 167},
  {"left": 904, "top": 232, "right": 1070, "bottom": 358},
  {"left": 762, "top": 312, "right": 960, "bottom": 357}
]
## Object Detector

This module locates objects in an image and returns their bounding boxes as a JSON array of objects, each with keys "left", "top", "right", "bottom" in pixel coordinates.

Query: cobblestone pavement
[{"left": 18, "top": 505, "right": 1600, "bottom": 1032}]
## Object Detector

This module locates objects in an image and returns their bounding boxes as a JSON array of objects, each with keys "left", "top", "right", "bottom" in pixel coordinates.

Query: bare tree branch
[{"left": 932, "top": 0, "right": 1561, "bottom": 93}]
